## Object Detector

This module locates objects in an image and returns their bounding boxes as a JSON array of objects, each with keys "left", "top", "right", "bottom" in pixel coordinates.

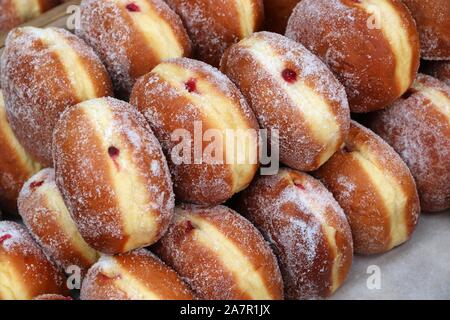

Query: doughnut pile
[
  {"left": 286, "top": 0, "right": 420, "bottom": 112},
  {"left": 165, "top": 0, "right": 264, "bottom": 67},
  {"left": 131, "top": 58, "right": 259, "bottom": 205},
  {"left": 368, "top": 75, "right": 450, "bottom": 213},
  {"left": 0, "top": 0, "right": 448, "bottom": 301},
  {"left": 0, "top": 0, "right": 60, "bottom": 34},
  {"left": 315, "top": 122, "right": 421, "bottom": 254},
  {"left": 221, "top": 32, "right": 350, "bottom": 172},
  {"left": 76, "top": 0, "right": 192, "bottom": 97},
  {"left": 1, "top": 26, "right": 113, "bottom": 166},
  {"left": 154, "top": 205, "right": 284, "bottom": 300}
]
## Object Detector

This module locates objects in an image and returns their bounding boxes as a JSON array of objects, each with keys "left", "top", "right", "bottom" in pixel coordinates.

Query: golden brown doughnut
[
  {"left": 154, "top": 205, "right": 284, "bottom": 300},
  {"left": 286, "top": 0, "right": 420, "bottom": 113},
  {"left": 0, "top": 26, "right": 113, "bottom": 166},
  {"left": 80, "top": 249, "right": 194, "bottom": 300},
  {"left": 315, "top": 121, "right": 421, "bottom": 254},
  {"left": 237, "top": 168, "right": 353, "bottom": 300},
  {"left": 423, "top": 60, "right": 450, "bottom": 86},
  {"left": 18, "top": 168, "right": 99, "bottom": 275},
  {"left": 368, "top": 74, "right": 450, "bottom": 212},
  {"left": 130, "top": 58, "right": 259, "bottom": 205},
  {"left": 402, "top": 0, "right": 450, "bottom": 60},
  {"left": 263, "top": 0, "right": 300, "bottom": 34},
  {"left": 0, "top": 0, "right": 61, "bottom": 34},
  {"left": 221, "top": 32, "right": 350, "bottom": 172},
  {"left": 76, "top": 0, "right": 191, "bottom": 97},
  {"left": 53, "top": 97, "right": 174, "bottom": 254},
  {"left": 165, "top": 0, "right": 264, "bottom": 67},
  {"left": 0, "top": 90, "right": 41, "bottom": 215},
  {"left": 0, "top": 221, "right": 68, "bottom": 300}
]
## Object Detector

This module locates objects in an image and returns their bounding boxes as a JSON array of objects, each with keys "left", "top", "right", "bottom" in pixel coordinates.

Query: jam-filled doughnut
[
  {"left": 0, "top": 26, "right": 113, "bottom": 166},
  {"left": 0, "top": 0, "right": 61, "bottom": 33},
  {"left": 220, "top": 32, "right": 350, "bottom": 172},
  {"left": 18, "top": 168, "right": 99, "bottom": 275},
  {"left": 130, "top": 58, "right": 259, "bottom": 205},
  {"left": 237, "top": 168, "right": 353, "bottom": 300},
  {"left": 80, "top": 249, "right": 194, "bottom": 300},
  {"left": 402, "top": 0, "right": 450, "bottom": 60},
  {"left": 154, "top": 205, "right": 284, "bottom": 300},
  {"left": 0, "top": 221, "right": 68, "bottom": 300},
  {"left": 53, "top": 97, "right": 174, "bottom": 254},
  {"left": 423, "top": 61, "right": 450, "bottom": 86},
  {"left": 0, "top": 90, "right": 41, "bottom": 215},
  {"left": 368, "top": 74, "right": 450, "bottom": 213},
  {"left": 76, "top": 0, "right": 191, "bottom": 97},
  {"left": 315, "top": 121, "right": 421, "bottom": 254},
  {"left": 286, "top": 0, "right": 420, "bottom": 113},
  {"left": 263, "top": 0, "right": 300, "bottom": 34},
  {"left": 165, "top": 0, "right": 264, "bottom": 67}
]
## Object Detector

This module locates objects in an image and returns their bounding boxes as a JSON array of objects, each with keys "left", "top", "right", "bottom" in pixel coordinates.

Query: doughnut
[
  {"left": 154, "top": 205, "right": 284, "bottom": 300},
  {"left": 165, "top": 0, "right": 264, "bottom": 67},
  {"left": 263, "top": 0, "right": 300, "bottom": 34},
  {"left": 0, "top": 90, "right": 41, "bottom": 215},
  {"left": 220, "top": 32, "right": 350, "bottom": 172},
  {"left": 237, "top": 168, "right": 353, "bottom": 300},
  {"left": 53, "top": 97, "right": 174, "bottom": 254},
  {"left": 0, "top": 221, "right": 68, "bottom": 300},
  {"left": 80, "top": 249, "right": 194, "bottom": 300},
  {"left": 285, "top": 0, "right": 420, "bottom": 113},
  {"left": 368, "top": 74, "right": 450, "bottom": 213},
  {"left": 423, "top": 60, "right": 450, "bottom": 86},
  {"left": 0, "top": 0, "right": 61, "bottom": 34},
  {"left": 402, "top": 0, "right": 450, "bottom": 60},
  {"left": 0, "top": 26, "right": 113, "bottom": 166},
  {"left": 130, "top": 58, "right": 259, "bottom": 205},
  {"left": 33, "top": 294, "right": 73, "bottom": 300},
  {"left": 76, "top": 0, "right": 192, "bottom": 97},
  {"left": 315, "top": 121, "right": 421, "bottom": 254},
  {"left": 18, "top": 168, "right": 99, "bottom": 275}
]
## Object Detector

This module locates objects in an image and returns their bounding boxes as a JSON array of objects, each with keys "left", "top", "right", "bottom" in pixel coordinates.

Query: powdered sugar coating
[
  {"left": 286, "top": 0, "right": 420, "bottom": 112},
  {"left": 0, "top": 26, "right": 113, "bottom": 166},
  {"left": 53, "top": 97, "right": 175, "bottom": 254},
  {"left": 369, "top": 74, "right": 450, "bottom": 212},
  {"left": 237, "top": 168, "right": 353, "bottom": 300},
  {"left": 0, "top": 221, "right": 68, "bottom": 299}
]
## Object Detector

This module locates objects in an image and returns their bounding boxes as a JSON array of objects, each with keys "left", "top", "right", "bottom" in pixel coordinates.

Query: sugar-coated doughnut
[
  {"left": 33, "top": 294, "right": 73, "bottom": 300},
  {"left": 0, "top": 221, "right": 68, "bottom": 300},
  {"left": 286, "top": 0, "right": 420, "bottom": 113},
  {"left": 0, "top": 0, "right": 61, "bottom": 33},
  {"left": 368, "top": 74, "right": 450, "bottom": 213},
  {"left": 237, "top": 168, "right": 353, "bottom": 300},
  {"left": 53, "top": 97, "right": 174, "bottom": 254},
  {"left": 423, "top": 60, "right": 450, "bottom": 86},
  {"left": 154, "top": 205, "right": 284, "bottom": 300},
  {"left": 221, "top": 32, "right": 350, "bottom": 172},
  {"left": 0, "top": 90, "right": 41, "bottom": 215},
  {"left": 165, "top": 0, "right": 264, "bottom": 67},
  {"left": 402, "top": 0, "right": 450, "bottom": 60},
  {"left": 18, "top": 168, "right": 99, "bottom": 275},
  {"left": 0, "top": 27, "right": 113, "bottom": 166},
  {"left": 315, "top": 121, "right": 421, "bottom": 254},
  {"left": 263, "top": 0, "right": 300, "bottom": 34},
  {"left": 130, "top": 58, "right": 259, "bottom": 205},
  {"left": 80, "top": 249, "right": 194, "bottom": 300},
  {"left": 77, "top": 0, "right": 191, "bottom": 97}
]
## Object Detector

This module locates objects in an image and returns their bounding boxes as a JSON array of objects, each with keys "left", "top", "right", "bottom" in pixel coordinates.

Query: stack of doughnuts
[{"left": 286, "top": 0, "right": 420, "bottom": 112}]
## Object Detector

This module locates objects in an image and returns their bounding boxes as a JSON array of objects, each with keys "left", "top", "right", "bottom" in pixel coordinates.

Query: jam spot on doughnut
[
  {"left": 0, "top": 234, "right": 12, "bottom": 244},
  {"left": 98, "top": 272, "right": 121, "bottom": 282},
  {"left": 126, "top": 2, "right": 140, "bottom": 12},
  {"left": 185, "top": 78, "right": 198, "bottom": 93},
  {"left": 108, "top": 146, "right": 121, "bottom": 170},
  {"left": 30, "top": 180, "right": 44, "bottom": 190},
  {"left": 343, "top": 145, "right": 353, "bottom": 153},
  {"left": 294, "top": 181, "right": 305, "bottom": 190},
  {"left": 184, "top": 220, "right": 196, "bottom": 233},
  {"left": 282, "top": 69, "right": 297, "bottom": 84}
]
